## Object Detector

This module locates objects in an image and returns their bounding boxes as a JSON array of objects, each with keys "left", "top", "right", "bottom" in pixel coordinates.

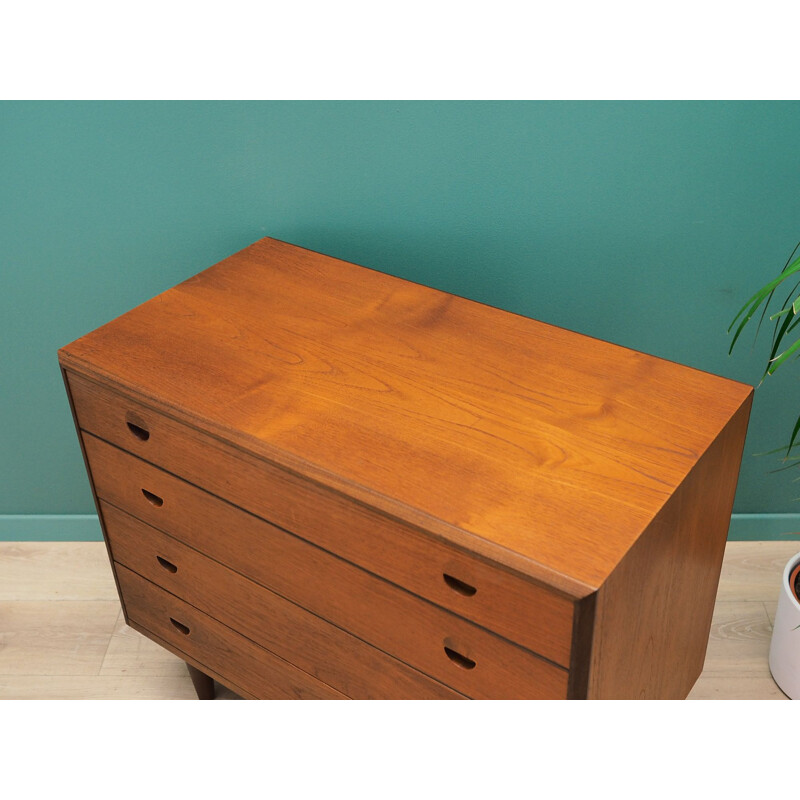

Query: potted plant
[
  {"left": 767, "top": 551, "right": 800, "bottom": 698},
  {"left": 729, "top": 242, "right": 800, "bottom": 698}
]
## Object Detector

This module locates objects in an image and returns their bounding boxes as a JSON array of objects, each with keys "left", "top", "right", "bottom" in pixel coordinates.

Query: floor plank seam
[{"left": 97, "top": 608, "right": 123, "bottom": 676}]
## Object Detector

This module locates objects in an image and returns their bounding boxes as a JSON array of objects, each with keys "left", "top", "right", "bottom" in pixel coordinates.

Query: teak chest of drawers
[{"left": 59, "top": 237, "right": 753, "bottom": 699}]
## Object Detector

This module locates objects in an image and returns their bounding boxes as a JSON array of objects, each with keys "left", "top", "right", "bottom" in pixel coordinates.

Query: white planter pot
[{"left": 768, "top": 551, "right": 800, "bottom": 699}]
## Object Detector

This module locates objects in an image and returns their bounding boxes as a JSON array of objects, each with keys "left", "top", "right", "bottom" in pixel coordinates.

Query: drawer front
[
  {"left": 87, "top": 435, "right": 569, "bottom": 699},
  {"left": 68, "top": 371, "right": 574, "bottom": 667},
  {"left": 104, "top": 502, "right": 462, "bottom": 700},
  {"left": 116, "top": 564, "right": 346, "bottom": 699}
]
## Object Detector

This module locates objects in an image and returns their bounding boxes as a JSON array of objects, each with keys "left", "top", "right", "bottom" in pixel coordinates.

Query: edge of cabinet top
[{"left": 59, "top": 237, "right": 753, "bottom": 596}]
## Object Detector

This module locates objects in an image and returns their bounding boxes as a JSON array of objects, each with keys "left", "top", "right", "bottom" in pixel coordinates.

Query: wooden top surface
[{"left": 60, "top": 237, "right": 753, "bottom": 594}]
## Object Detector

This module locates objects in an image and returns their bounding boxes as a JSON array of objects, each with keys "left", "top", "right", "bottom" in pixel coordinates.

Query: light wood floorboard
[
  {"left": 0, "top": 600, "right": 120, "bottom": 676},
  {"left": 0, "top": 675, "right": 200, "bottom": 700},
  {"left": 0, "top": 540, "right": 796, "bottom": 699},
  {"left": 0, "top": 542, "right": 119, "bottom": 602}
]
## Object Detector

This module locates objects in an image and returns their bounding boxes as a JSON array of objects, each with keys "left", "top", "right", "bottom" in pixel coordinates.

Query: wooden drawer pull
[
  {"left": 141, "top": 489, "right": 163, "bottom": 507},
  {"left": 443, "top": 573, "right": 477, "bottom": 596},
  {"left": 169, "top": 617, "right": 191, "bottom": 635},
  {"left": 444, "top": 646, "right": 476, "bottom": 670},
  {"left": 156, "top": 555, "right": 178, "bottom": 573},
  {"left": 126, "top": 421, "right": 150, "bottom": 441}
]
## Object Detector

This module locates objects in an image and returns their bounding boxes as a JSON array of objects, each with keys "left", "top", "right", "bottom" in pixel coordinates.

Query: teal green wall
[{"left": 3, "top": 101, "right": 800, "bottom": 522}]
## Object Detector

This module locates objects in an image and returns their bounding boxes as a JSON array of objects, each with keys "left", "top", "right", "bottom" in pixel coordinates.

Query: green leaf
[
  {"left": 768, "top": 460, "right": 800, "bottom": 474},
  {"left": 772, "top": 278, "right": 800, "bottom": 349},
  {"left": 728, "top": 256, "right": 800, "bottom": 353},
  {"left": 765, "top": 306, "right": 798, "bottom": 377},
  {"left": 786, "top": 412, "right": 800, "bottom": 459},
  {"left": 758, "top": 246, "right": 800, "bottom": 341},
  {"left": 767, "top": 335, "right": 800, "bottom": 374},
  {"left": 755, "top": 443, "right": 800, "bottom": 456},
  {"left": 729, "top": 267, "right": 796, "bottom": 331}
]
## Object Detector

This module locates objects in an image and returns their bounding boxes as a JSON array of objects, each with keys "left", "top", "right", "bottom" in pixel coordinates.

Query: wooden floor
[{"left": 0, "top": 540, "right": 796, "bottom": 699}]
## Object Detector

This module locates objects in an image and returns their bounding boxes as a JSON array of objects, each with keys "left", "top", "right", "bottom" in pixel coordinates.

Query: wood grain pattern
[
  {"left": 99, "top": 608, "right": 190, "bottom": 678},
  {"left": 585, "top": 394, "right": 752, "bottom": 698},
  {"left": 57, "top": 237, "right": 754, "bottom": 700},
  {"left": 103, "top": 503, "right": 462, "bottom": 699},
  {"left": 68, "top": 370, "right": 575, "bottom": 659},
  {"left": 60, "top": 367, "right": 130, "bottom": 621},
  {"left": 687, "top": 675, "right": 789, "bottom": 700},
  {"left": 0, "top": 542, "right": 789, "bottom": 699},
  {"left": 0, "top": 600, "right": 120, "bottom": 676},
  {"left": 116, "top": 565, "right": 347, "bottom": 700},
  {"left": 694, "top": 601, "right": 775, "bottom": 677},
  {"left": 0, "top": 675, "right": 201, "bottom": 700},
  {"left": 100, "top": 607, "right": 244, "bottom": 699},
  {"left": 84, "top": 435, "right": 568, "bottom": 699},
  {"left": 124, "top": 619, "right": 255, "bottom": 699},
  {"left": 714, "top": 540, "right": 800, "bottom": 604},
  {"left": 0, "top": 542, "right": 118, "bottom": 602},
  {"left": 58, "top": 236, "right": 753, "bottom": 591}
]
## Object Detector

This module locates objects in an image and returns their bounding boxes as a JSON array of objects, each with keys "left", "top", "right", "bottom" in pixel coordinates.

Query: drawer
[
  {"left": 68, "top": 371, "right": 575, "bottom": 667},
  {"left": 104, "top": 502, "right": 462, "bottom": 699},
  {"left": 116, "top": 564, "right": 346, "bottom": 699},
  {"left": 87, "top": 435, "right": 569, "bottom": 699}
]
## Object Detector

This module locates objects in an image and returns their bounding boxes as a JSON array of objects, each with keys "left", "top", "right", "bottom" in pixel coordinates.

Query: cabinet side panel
[
  {"left": 567, "top": 592, "right": 597, "bottom": 699},
  {"left": 60, "top": 367, "right": 128, "bottom": 620},
  {"left": 587, "top": 392, "right": 753, "bottom": 699}
]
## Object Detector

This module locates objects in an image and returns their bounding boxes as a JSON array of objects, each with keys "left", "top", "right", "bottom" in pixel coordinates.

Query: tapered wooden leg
[{"left": 186, "top": 663, "right": 215, "bottom": 700}]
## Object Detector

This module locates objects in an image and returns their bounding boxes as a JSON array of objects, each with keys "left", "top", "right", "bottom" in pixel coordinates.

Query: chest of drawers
[{"left": 58, "top": 237, "right": 753, "bottom": 699}]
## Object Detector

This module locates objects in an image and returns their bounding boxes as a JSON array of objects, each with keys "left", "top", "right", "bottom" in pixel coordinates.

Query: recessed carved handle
[
  {"left": 141, "top": 489, "right": 163, "bottom": 507},
  {"left": 169, "top": 617, "right": 190, "bottom": 635},
  {"left": 156, "top": 555, "right": 178, "bottom": 573},
  {"left": 444, "top": 646, "right": 476, "bottom": 670},
  {"left": 443, "top": 573, "right": 477, "bottom": 597},
  {"left": 126, "top": 421, "right": 150, "bottom": 441}
]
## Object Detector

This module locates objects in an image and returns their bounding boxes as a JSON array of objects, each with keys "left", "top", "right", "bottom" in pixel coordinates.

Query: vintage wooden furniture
[{"left": 58, "top": 237, "right": 753, "bottom": 699}]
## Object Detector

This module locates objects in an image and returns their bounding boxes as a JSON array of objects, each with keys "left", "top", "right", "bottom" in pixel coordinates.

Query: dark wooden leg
[{"left": 187, "top": 663, "right": 215, "bottom": 700}]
